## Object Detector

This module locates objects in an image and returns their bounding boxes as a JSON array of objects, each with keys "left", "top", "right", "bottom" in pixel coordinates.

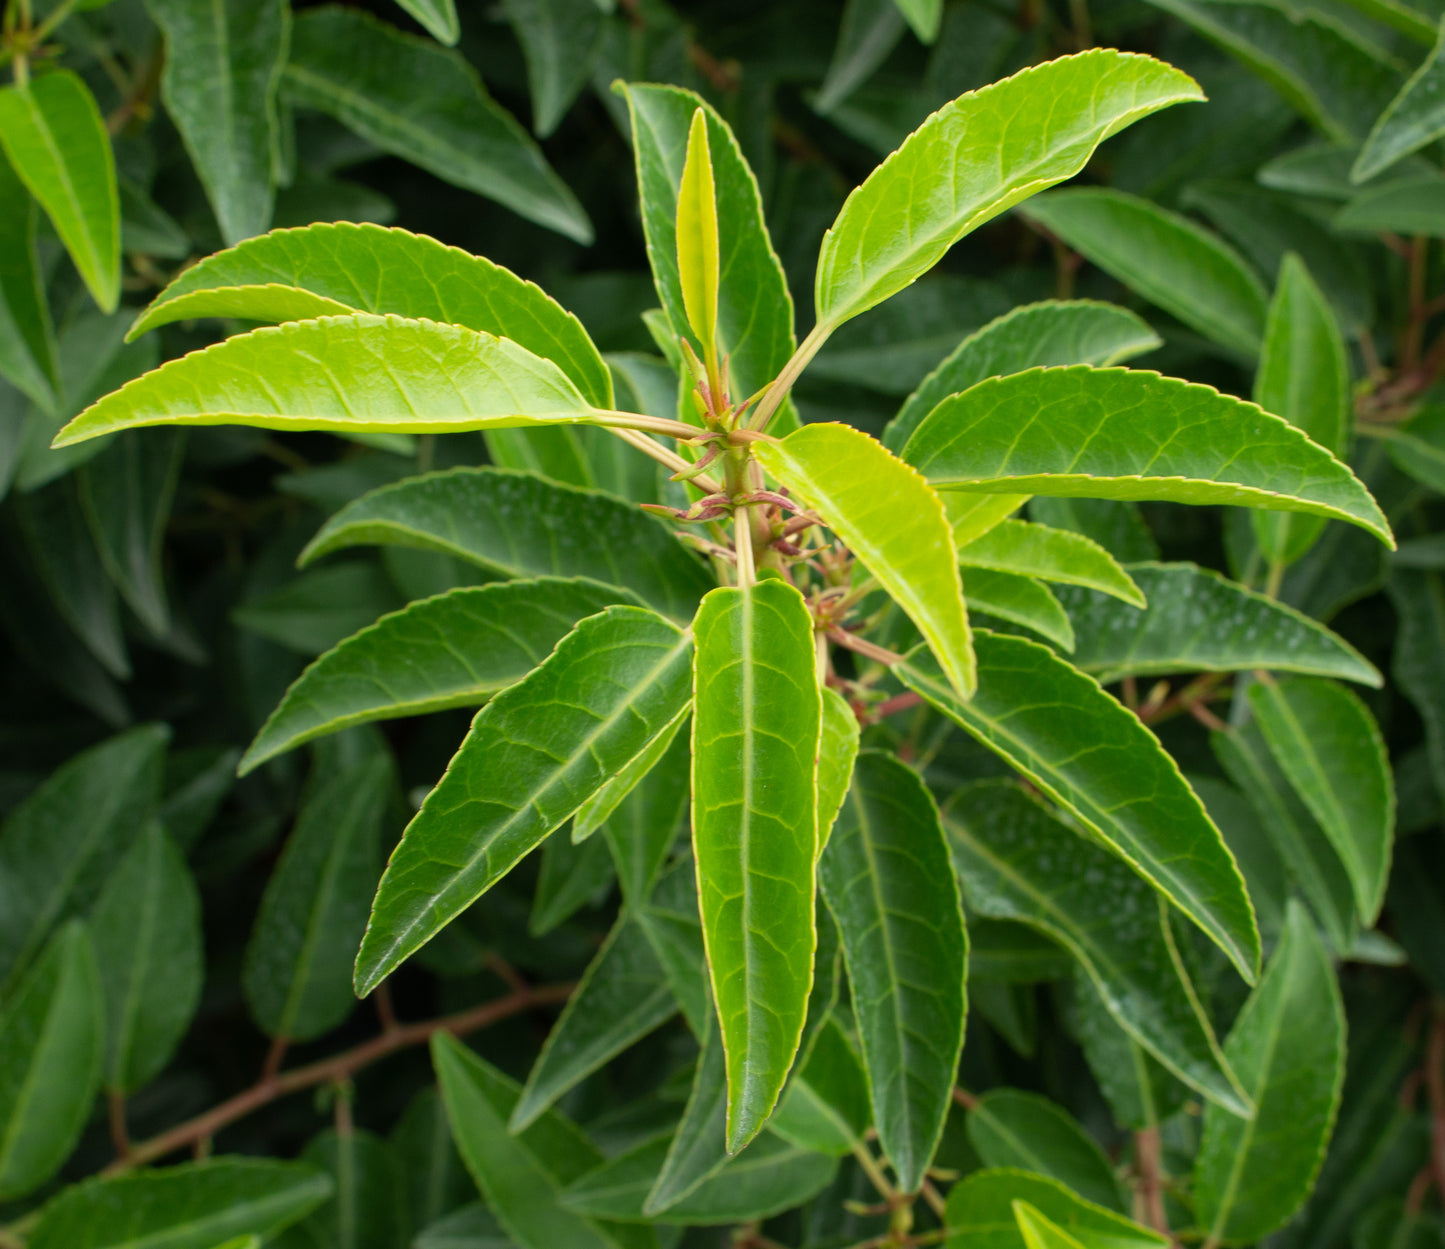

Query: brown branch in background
[
  {"left": 951, "top": 1086, "right": 980, "bottom": 1112},
  {"left": 107, "top": 1090, "right": 130, "bottom": 1161},
  {"left": 104, "top": 982, "right": 574, "bottom": 1175},
  {"left": 259, "top": 1034, "right": 289, "bottom": 1083},
  {"left": 1425, "top": 1007, "right": 1445, "bottom": 1203},
  {"left": 1134, "top": 1126, "right": 1171, "bottom": 1239}
]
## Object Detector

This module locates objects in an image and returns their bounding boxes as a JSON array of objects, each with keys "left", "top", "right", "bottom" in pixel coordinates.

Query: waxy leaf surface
[
  {"left": 691, "top": 579, "right": 821, "bottom": 1151},
  {"left": 905, "top": 367, "right": 1391, "bottom": 546},
  {"left": 903, "top": 632, "right": 1261, "bottom": 984},
  {"left": 676, "top": 109, "right": 720, "bottom": 361},
  {"left": 356, "top": 606, "right": 692, "bottom": 992},
  {"left": 814, "top": 50, "right": 1202, "bottom": 331},
  {"left": 758, "top": 422, "right": 975, "bottom": 697},
  {"left": 945, "top": 1169, "right": 1166, "bottom": 1249},
  {"left": 820, "top": 750, "right": 966, "bottom": 1193}
]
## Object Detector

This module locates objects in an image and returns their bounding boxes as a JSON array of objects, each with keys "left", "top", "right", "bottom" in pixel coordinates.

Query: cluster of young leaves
[{"left": 2, "top": 0, "right": 1444, "bottom": 1247}]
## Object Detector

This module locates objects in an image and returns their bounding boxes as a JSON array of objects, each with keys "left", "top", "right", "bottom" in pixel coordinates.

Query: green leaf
[
  {"left": 966, "top": 569, "right": 1075, "bottom": 652},
  {"left": 560, "top": 1132, "right": 837, "bottom": 1224},
  {"left": 758, "top": 421, "right": 975, "bottom": 697},
  {"left": 0, "top": 922, "right": 101, "bottom": 1200},
  {"left": 892, "top": 0, "right": 942, "bottom": 41},
  {"left": 242, "top": 578, "right": 624, "bottom": 772},
  {"left": 677, "top": 109, "right": 720, "bottom": 364},
  {"left": 356, "top": 605, "right": 693, "bottom": 993},
  {"left": 89, "top": 824, "right": 202, "bottom": 1093},
  {"left": 573, "top": 706, "right": 688, "bottom": 843},
  {"left": 300, "top": 468, "right": 711, "bottom": 624},
  {"left": 1334, "top": 173, "right": 1445, "bottom": 235},
  {"left": 904, "top": 633, "right": 1261, "bottom": 985},
  {"left": 1379, "top": 407, "right": 1445, "bottom": 494},
  {"left": 604, "top": 731, "right": 691, "bottom": 908},
  {"left": 820, "top": 750, "right": 966, "bottom": 1193},
  {"left": 431, "top": 1033, "right": 655, "bottom": 1249},
  {"left": 52, "top": 314, "right": 628, "bottom": 448},
  {"left": 956, "top": 520, "right": 1143, "bottom": 610},
  {"left": 511, "top": 912, "right": 677, "bottom": 1130},
  {"left": 770, "top": 1014, "right": 872, "bottom": 1156},
  {"left": 531, "top": 828, "right": 614, "bottom": 935},
  {"left": 812, "top": 50, "right": 1202, "bottom": 333},
  {"left": 1190, "top": 775, "right": 1289, "bottom": 943},
  {"left": 884, "top": 300, "right": 1161, "bottom": 454},
  {"left": 945, "top": 1169, "right": 1166, "bottom": 1249},
  {"left": 290, "top": 1129, "right": 408, "bottom": 1249},
  {"left": 127, "top": 222, "right": 612, "bottom": 407},
  {"left": 394, "top": 0, "right": 460, "bottom": 44},
  {"left": 243, "top": 757, "right": 387, "bottom": 1041},
  {"left": 413, "top": 1204, "right": 509, "bottom": 1249},
  {"left": 1252, "top": 255, "right": 1351, "bottom": 564},
  {"left": 942, "top": 782, "right": 1248, "bottom": 1113},
  {"left": 1352, "top": 1200, "right": 1445, "bottom": 1249},
  {"left": 904, "top": 367, "right": 1392, "bottom": 547},
  {"left": 1019, "top": 190, "right": 1266, "bottom": 356},
  {"left": 233, "top": 562, "right": 400, "bottom": 657},
  {"left": 1030, "top": 498, "right": 1159, "bottom": 564},
  {"left": 1249, "top": 678, "right": 1394, "bottom": 925},
  {"left": 1013, "top": 1203, "right": 1088, "bottom": 1249},
  {"left": 0, "top": 70, "right": 119, "bottom": 312},
  {"left": 635, "top": 863, "right": 710, "bottom": 1035},
  {"left": 147, "top": 0, "right": 288, "bottom": 246},
  {"left": 968, "top": 921, "right": 1072, "bottom": 984},
  {"left": 0, "top": 724, "right": 167, "bottom": 991},
  {"left": 815, "top": 0, "right": 907, "bottom": 114},
  {"left": 504, "top": 0, "right": 604, "bottom": 136},
  {"left": 1354, "top": 22, "right": 1445, "bottom": 181},
  {"left": 285, "top": 6, "right": 590, "bottom": 242},
  {"left": 1194, "top": 902, "right": 1346, "bottom": 1244},
  {"left": 1388, "top": 570, "right": 1445, "bottom": 797},
  {"left": 392, "top": 1087, "right": 473, "bottom": 1230},
  {"left": 1071, "top": 969, "right": 1187, "bottom": 1131},
  {"left": 816, "top": 686, "right": 861, "bottom": 858},
  {"left": 0, "top": 149, "right": 58, "bottom": 408},
  {"left": 644, "top": 997, "right": 731, "bottom": 1212},
  {"left": 691, "top": 578, "right": 821, "bottom": 1151},
  {"left": 615, "top": 84, "right": 796, "bottom": 417},
  {"left": 78, "top": 430, "right": 185, "bottom": 636},
  {"left": 28, "top": 1159, "right": 334, "bottom": 1249},
  {"left": 1054, "top": 562, "right": 1381, "bottom": 687},
  {"left": 967, "top": 1090, "right": 1127, "bottom": 1213}
]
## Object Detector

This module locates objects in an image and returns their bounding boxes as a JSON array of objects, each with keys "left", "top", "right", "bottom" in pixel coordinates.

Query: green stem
[
  {"left": 589, "top": 409, "right": 707, "bottom": 440},
  {"left": 747, "top": 322, "right": 830, "bottom": 431},
  {"left": 33, "top": 0, "right": 78, "bottom": 40}
]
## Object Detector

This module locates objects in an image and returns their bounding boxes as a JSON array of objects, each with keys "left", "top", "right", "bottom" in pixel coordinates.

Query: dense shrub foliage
[{"left": 1, "top": 1, "right": 1443, "bottom": 1247}]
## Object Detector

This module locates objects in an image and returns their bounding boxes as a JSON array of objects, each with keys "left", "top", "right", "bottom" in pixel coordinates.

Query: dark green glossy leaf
[
  {"left": 1071, "top": 968, "right": 1187, "bottom": 1131},
  {"left": 1054, "top": 563, "right": 1380, "bottom": 686},
  {"left": 0, "top": 923, "right": 101, "bottom": 1200},
  {"left": 573, "top": 707, "right": 688, "bottom": 843},
  {"left": 1029, "top": 498, "right": 1159, "bottom": 564},
  {"left": 530, "top": 830, "right": 614, "bottom": 933},
  {"left": 691, "top": 579, "right": 821, "bottom": 1151},
  {"left": 392, "top": 1087, "right": 473, "bottom": 1232},
  {"left": 356, "top": 605, "right": 692, "bottom": 993},
  {"left": 242, "top": 578, "right": 625, "bottom": 772},
  {"left": 1389, "top": 571, "right": 1445, "bottom": 794},
  {"left": 645, "top": 1002, "right": 730, "bottom": 1214},
  {"left": 89, "top": 824, "right": 202, "bottom": 1093},
  {"left": 1355, "top": 23, "right": 1445, "bottom": 181},
  {"left": 1335, "top": 174, "right": 1445, "bottom": 235},
  {"left": 301, "top": 468, "right": 711, "bottom": 624},
  {"left": 147, "top": 0, "right": 288, "bottom": 245},
  {"left": 604, "top": 731, "right": 690, "bottom": 908},
  {"left": 636, "top": 862, "right": 709, "bottom": 1036},
  {"left": 770, "top": 1015, "right": 872, "bottom": 1156},
  {"left": 505, "top": 0, "right": 603, "bottom": 137},
  {"left": 968, "top": 921, "right": 1072, "bottom": 984},
  {"left": 966, "top": 569, "right": 1075, "bottom": 652},
  {"left": 1190, "top": 774, "right": 1289, "bottom": 944},
  {"left": 28, "top": 1159, "right": 334, "bottom": 1249},
  {"left": 1194, "top": 902, "right": 1346, "bottom": 1244},
  {"left": 944, "top": 1168, "right": 1166, "bottom": 1249},
  {"left": 943, "top": 782, "right": 1247, "bottom": 1114},
  {"left": 233, "top": 562, "right": 401, "bottom": 657},
  {"left": 821, "top": 750, "right": 966, "bottom": 1193},
  {"left": 903, "top": 633, "right": 1261, "bottom": 983},
  {"left": 285, "top": 7, "right": 590, "bottom": 242},
  {"left": 815, "top": 0, "right": 907, "bottom": 114},
  {"left": 0, "top": 149, "right": 58, "bottom": 408},
  {"left": 288, "top": 1129, "right": 408, "bottom": 1249}
]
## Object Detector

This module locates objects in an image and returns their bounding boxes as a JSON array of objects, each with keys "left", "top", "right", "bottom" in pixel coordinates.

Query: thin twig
[
  {"left": 951, "top": 1085, "right": 980, "bottom": 1112},
  {"left": 827, "top": 628, "right": 904, "bottom": 667},
  {"left": 1134, "top": 1126, "right": 1170, "bottom": 1239},
  {"left": 1425, "top": 1006, "right": 1445, "bottom": 1202},
  {"left": 107, "top": 1089, "right": 131, "bottom": 1161}
]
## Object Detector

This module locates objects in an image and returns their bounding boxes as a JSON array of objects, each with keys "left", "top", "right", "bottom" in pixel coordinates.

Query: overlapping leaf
[
  {"left": 1354, "top": 22, "right": 1445, "bottom": 181},
  {"left": 945, "top": 1169, "right": 1166, "bottom": 1249},
  {"left": 965, "top": 569, "right": 1075, "bottom": 651},
  {"left": 956, "top": 520, "right": 1144, "bottom": 605},
  {"left": 0, "top": 150, "right": 58, "bottom": 408}
]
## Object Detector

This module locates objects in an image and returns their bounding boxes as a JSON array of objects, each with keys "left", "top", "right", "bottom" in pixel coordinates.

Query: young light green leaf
[
  {"left": 945, "top": 1168, "right": 1167, "bottom": 1249},
  {"left": 1194, "top": 902, "right": 1346, "bottom": 1245},
  {"left": 0, "top": 150, "right": 58, "bottom": 408},
  {"left": 52, "top": 315, "right": 630, "bottom": 448},
  {"left": 905, "top": 367, "right": 1392, "bottom": 547},
  {"left": 1055, "top": 563, "right": 1381, "bottom": 687},
  {"left": 147, "top": 0, "right": 288, "bottom": 246},
  {"left": 904, "top": 632, "right": 1261, "bottom": 985},
  {"left": 1250, "top": 678, "right": 1394, "bottom": 925},
  {"left": 1354, "top": 22, "right": 1445, "bottom": 182},
  {"left": 394, "top": 0, "right": 460, "bottom": 44},
  {"left": 291, "top": 1128, "right": 408, "bottom": 1249},
  {"left": 0, "top": 922, "right": 101, "bottom": 1200},
  {"left": 884, "top": 300, "right": 1160, "bottom": 454},
  {"left": 300, "top": 468, "right": 711, "bottom": 624},
  {"left": 28, "top": 1159, "right": 334, "bottom": 1249},
  {"left": 1019, "top": 189, "right": 1266, "bottom": 356},
  {"left": 126, "top": 222, "right": 612, "bottom": 407},
  {"left": 243, "top": 578, "right": 625, "bottom": 772},
  {"left": 0, "top": 71, "right": 119, "bottom": 312},
  {"left": 244, "top": 761, "right": 388, "bottom": 1040},
  {"left": 691, "top": 578, "right": 822, "bottom": 1152},
  {"left": 0, "top": 724, "right": 167, "bottom": 991},
  {"left": 357, "top": 606, "right": 693, "bottom": 993},
  {"left": 943, "top": 782, "right": 1248, "bottom": 1115},
  {"left": 1013, "top": 1202, "right": 1089, "bottom": 1249},
  {"left": 504, "top": 0, "right": 604, "bottom": 136},
  {"left": 966, "top": 569, "right": 1075, "bottom": 652},
  {"left": 604, "top": 731, "right": 691, "bottom": 908},
  {"left": 891, "top": 0, "right": 942, "bottom": 40},
  {"left": 957, "top": 520, "right": 1145, "bottom": 606},
  {"left": 511, "top": 912, "right": 677, "bottom": 1131},
  {"left": 967, "top": 1090, "right": 1127, "bottom": 1213},
  {"left": 816, "top": 686, "right": 860, "bottom": 859},
  {"left": 757, "top": 421, "right": 975, "bottom": 698},
  {"left": 1334, "top": 174, "right": 1445, "bottom": 235},
  {"left": 820, "top": 750, "right": 967, "bottom": 1193},
  {"left": 561, "top": 1132, "right": 836, "bottom": 1224},
  {"left": 89, "top": 824, "right": 202, "bottom": 1094},
  {"left": 285, "top": 7, "right": 590, "bottom": 242},
  {"left": 813, "top": 50, "right": 1203, "bottom": 333},
  {"left": 432, "top": 1034, "right": 654, "bottom": 1249},
  {"left": 573, "top": 706, "right": 688, "bottom": 843},
  {"left": 677, "top": 109, "right": 720, "bottom": 366},
  {"left": 1252, "top": 254, "right": 1350, "bottom": 564},
  {"left": 945, "top": 493, "right": 1031, "bottom": 547},
  {"left": 615, "top": 84, "right": 796, "bottom": 418}
]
